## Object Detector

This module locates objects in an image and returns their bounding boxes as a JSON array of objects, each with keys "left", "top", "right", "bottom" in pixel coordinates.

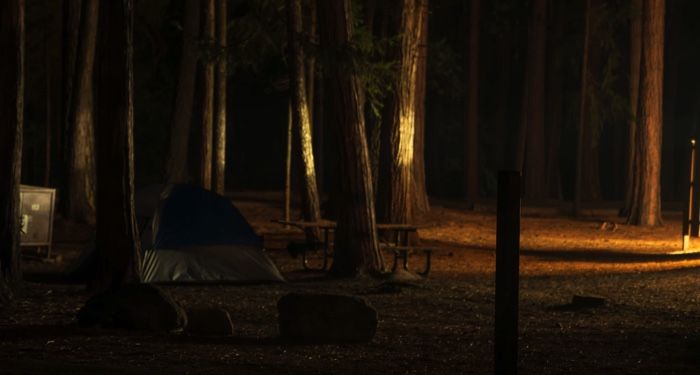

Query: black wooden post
[
  {"left": 691, "top": 138, "right": 700, "bottom": 237},
  {"left": 684, "top": 139, "right": 696, "bottom": 249},
  {"left": 495, "top": 171, "right": 520, "bottom": 375}
]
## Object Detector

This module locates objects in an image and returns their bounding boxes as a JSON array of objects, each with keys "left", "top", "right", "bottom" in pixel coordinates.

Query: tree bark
[
  {"left": 287, "top": 0, "right": 322, "bottom": 242},
  {"left": 165, "top": 0, "right": 200, "bottom": 184},
  {"left": 378, "top": 0, "right": 424, "bottom": 227},
  {"left": 545, "top": 0, "right": 564, "bottom": 200},
  {"left": 199, "top": 0, "right": 215, "bottom": 190},
  {"left": 66, "top": 0, "right": 98, "bottom": 226},
  {"left": 213, "top": 0, "right": 227, "bottom": 195},
  {"left": 413, "top": 0, "right": 429, "bottom": 214},
  {"left": 319, "top": 0, "right": 384, "bottom": 277},
  {"left": 627, "top": 0, "right": 664, "bottom": 226},
  {"left": 464, "top": 0, "right": 480, "bottom": 208},
  {"left": 621, "top": 0, "right": 642, "bottom": 216},
  {"left": 0, "top": 0, "right": 24, "bottom": 285},
  {"left": 57, "top": 0, "right": 82, "bottom": 214},
  {"left": 95, "top": 0, "right": 141, "bottom": 289},
  {"left": 522, "top": 0, "right": 547, "bottom": 200},
  {"left": 285, "top": 101, "right": 292, "bottom": 226},
  {"left": 575, "top": 0, "right": 592, "bottom": 215}
]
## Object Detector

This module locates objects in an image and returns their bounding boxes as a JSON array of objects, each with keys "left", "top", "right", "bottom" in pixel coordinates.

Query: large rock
[
  {"left": 77, "top": 283, "right": 187, "bottom": 332},
  {"left": 185, "top": 307, "right": 234, "bottom": 336},
  {"left": 277, "top": 293, "right": 378, "bottom": 343}
]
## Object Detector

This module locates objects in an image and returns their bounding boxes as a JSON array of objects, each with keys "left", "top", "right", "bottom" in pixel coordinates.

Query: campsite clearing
[{"left": 3, "top": 193, "right": 700, "bottom": 374}]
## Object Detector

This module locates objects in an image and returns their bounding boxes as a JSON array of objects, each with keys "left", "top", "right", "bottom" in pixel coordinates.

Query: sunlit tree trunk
[
  {"left": 378, "top": 0, "right": 424, "bottom": 227},
  {"left": 66, "top": 0, "right": 98, "bottom": 225},
  {"left": 319, "top": 0, "right": 384, "bottom": 277},
  {"left": 165, "top": 0, "right": 200, "bottom": 184},
  {"left": 213, "top": 0, "right": 227, "bottom": 195},
  {"left": 522, "top": 0, "right": 547, "bottom": 199},
  {"left": 0, "top": 0, "right": 25, "bottom": 286},
  {"left": 413, "top": 0, "right": 429, "bottom": 214},
  {"left": 306, "top": 0, "right": 317, "bottom": 128},
  {"left": 464, "top": 0, "right": 480, "bottom": 208},
  {"left": 199, "top": 0, "right": 215, "bottom": 190},
  {"left": 627, "top": 0, "right": 664, "bottom": 226},
  {"left": 621, "top": 0, "right": 642, "bottom": 217},
  {"left": 287, "top": 0, "right": 322, "bottom": 242},
  {"left": 95, "top": 0, "right": 141, "bottom": 289}
]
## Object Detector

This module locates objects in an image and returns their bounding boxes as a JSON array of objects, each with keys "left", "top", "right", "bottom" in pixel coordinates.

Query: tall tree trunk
[
  {"left": 575, "top": 0, "right": 592, "bottom": 215},
  {"left": 377, "top": 0, "right": 424, "bottom": 227},
  {"left": 213, "top": 0, "right": 227, "bottom": 195},
  {"left": 0, "top": 0, "right": 25, "bottom": 286},
  {"left": 306, "top": 0, "right": 317, "bottom": 127},
  {"left": 66, "top": 0, "right": 98, "bottom": 226},
  {"left": 165, "top": 0, "right": 200, "bottom": 184},
  {"left": 493, "top": 24, "right": 513, "bottom": 172},
  {"left": 44, "top": 34, "right": 52, "bottom": 187},
  {"left": 522, "top": 0, "right": 547, "bottom": 199},
  {"left": 627, "top": 0, "right": 664, "bottom": 226},
  {"left": 287, "top": 0, "right": 322, "bottom": 242},
  {"left": 621, "top": 0, "right": 642, "bottom": 216},
  {"left": 199, "top": 0, "right": 215, "bottom": 190},
  {"left": 95, "top": 0, "right": 141, "bottom": 289},
  {"left": 284, "top": 101, "right": 292, "bottom": 226},
  {"left": 58, "top": 0, "right": 82, "bottom": 214},
  {"left": 413, "top": 0, "right": 429, "bottom": 214},
  {"left": 464, "top": 0, "right": 480, "bottom": 208},
  {"left": 319, "top": 0, "right": 384, "bottom": 277},
  {"left": 545, "top": 0, "right": 564, "bottom": 200}
]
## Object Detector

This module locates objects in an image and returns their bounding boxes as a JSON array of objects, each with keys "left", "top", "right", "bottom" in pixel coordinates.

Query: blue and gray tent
[{"left": 68, "top": 184, "right": 285, "bottom": 283}]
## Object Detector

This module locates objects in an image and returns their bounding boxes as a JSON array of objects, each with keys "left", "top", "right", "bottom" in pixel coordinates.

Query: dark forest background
[{"left": 18, "top": 0, "right": 700, "bottom": 201}]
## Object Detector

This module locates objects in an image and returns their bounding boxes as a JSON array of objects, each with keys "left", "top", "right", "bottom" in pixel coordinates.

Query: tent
[{"left": 68, "top": 184, "right": 285, "bottom": 283}]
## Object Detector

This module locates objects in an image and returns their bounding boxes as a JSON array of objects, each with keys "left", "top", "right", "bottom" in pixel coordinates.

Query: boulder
[
  {"left": 77, "top": 283, "right": 187, "bottom": 332},
  {"left": 278, "top": 293, "right": 378, "bottom": 343},
  {"left": 185, "top": 307, "right": 234, "bottom": 336}
]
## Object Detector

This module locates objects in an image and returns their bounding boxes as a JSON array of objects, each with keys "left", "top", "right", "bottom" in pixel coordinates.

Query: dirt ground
[{"left": 3, "top": 192, "right": 700, "bottom": 374}]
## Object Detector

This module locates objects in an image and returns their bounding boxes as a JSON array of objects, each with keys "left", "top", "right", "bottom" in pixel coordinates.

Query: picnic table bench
[{"left": 273, "top": 219, "right": 433, "bottom": 275}]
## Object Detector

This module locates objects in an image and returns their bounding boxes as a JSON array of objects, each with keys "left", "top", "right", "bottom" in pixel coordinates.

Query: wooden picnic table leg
[
  {"left": 321, "top": 227, "right": 330, "bottom": 271},
  {"left": 418, "top": 250, "right": 432, "bottom": 277}
]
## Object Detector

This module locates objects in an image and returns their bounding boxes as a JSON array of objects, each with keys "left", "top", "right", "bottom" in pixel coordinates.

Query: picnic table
[{"left": 273, "top": 219, "right": 432, "bottom": 275}]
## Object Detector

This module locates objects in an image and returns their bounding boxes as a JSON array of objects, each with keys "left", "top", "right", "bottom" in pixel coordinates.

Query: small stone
[
  {"left": 185, "top": 308, "right": 234, "bottom": 336},
  {"left": 278, "top": 293, "right": 378, "bottom": 343}
]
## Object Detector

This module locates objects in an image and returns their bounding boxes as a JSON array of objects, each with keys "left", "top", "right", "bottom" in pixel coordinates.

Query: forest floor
[{"left": 3, "top": 192, "right": 700, "bottom": 374}]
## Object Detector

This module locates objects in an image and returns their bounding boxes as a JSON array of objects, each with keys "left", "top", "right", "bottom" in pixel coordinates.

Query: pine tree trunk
[
  {"left": 66, "top": 0, "right": 98, "bottom": 226},
  {"left": 378, "top": 0, "right": 424, "bottom": 227},
  {"left": 522, "top": 0, "right": 547, "bottom": 200},
  {"left": 621, "top": 0, "right": 642, "bottom": 216},
  {"left": 0, "top": 0, "right": 25, "bottom": 285},
  {"left": 574, "top": 0, "right": 592, "bottom": 215},
  {"left": 287, "top": 0, "right": 322, "bottom": 242},
  {"left": 319, "top": 0, "right": 383, "bottom": 277},
  {"left": 545, "top": 0, "right": 564, "bottom": 200},
  {"left": 413, "top": 0, "right": 429, "bottom": 214},
  {"left": 464, "top": 0, "right": 480, "bottom": 208},
  {"left": 95, "top": 0, "right": 141, "bottom": 289},
  {"left": 57, "top": 0, "right": 82, "bottom": 213},
  {"left": 493, "top": 27, "right": 513, "bottom": 172},
  {"left": 627, "top": 0, "right": 664, "bottom": 226},
  {"left": 284, "top": 101, "right": 292, "bottom": 225},
  {"left": 213, "top": 0, "right": 227, "bottom": 195},
  {"left": 165, "top": 0, "right": 200, "bottom": 184},
  {"left": 199, "top": 0, "right": 215, "bottom": 190}
]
